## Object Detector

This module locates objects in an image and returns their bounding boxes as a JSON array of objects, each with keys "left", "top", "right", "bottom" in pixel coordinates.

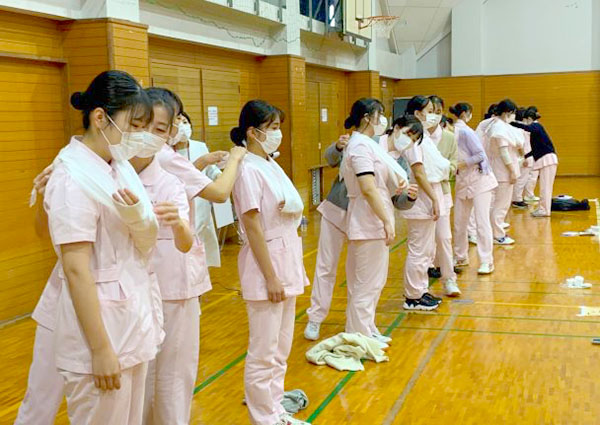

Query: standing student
[
  {"left": 486, "top": 99, "right": 521, "bottom": 245},
  {"left": 27, "top": 70, "right": 161, "bottom": 425},
  {"left": 231, "top": 100, "right": 309, "bottom": 425},
  {"left": 401, "top": 96, "right": 452, "bottom": 308},
  {"left": 510, "top": 107, "right": 558, "bottom": 217},
  {"left": 451, "top": 103, "right": 498, "bottom": 275},
  {"left": 511, "top": 108, "right": 536, "bottom": 209},
  {"left": 427, "top": 95, "right": 459, "bottom": 293},
  {"left": 341, "top": 98, "right": 408, "bottom": 338}
]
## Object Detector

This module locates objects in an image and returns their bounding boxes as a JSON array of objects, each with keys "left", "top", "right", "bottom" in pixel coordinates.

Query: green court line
[
  {"left": 340, "top": 238, "right": 407, "bottom": 288},
  {"left": 397, "top": 325, "right": 596, "bottom": 339},
  {"left": 193, "top": 308, "right": 308, "bottom": 394},
  {"left": 305, "top": 312, "right": 406, "bottom": 423}
]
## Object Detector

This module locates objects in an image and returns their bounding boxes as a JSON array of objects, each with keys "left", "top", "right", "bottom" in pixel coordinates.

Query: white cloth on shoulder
[
  {"left": 487, "top": 119, "right": 521, "bottom": 148},
  {"left": 305, "top": 332, "right": 389, "bottom": 371},
  {"left": 421, "top": 136, "right": 450, "bottom": 183}
]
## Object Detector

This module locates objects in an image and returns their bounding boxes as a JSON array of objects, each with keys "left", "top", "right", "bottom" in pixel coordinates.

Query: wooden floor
[{"left": 1, "top": 176, "right": 599, "bottom": 424}]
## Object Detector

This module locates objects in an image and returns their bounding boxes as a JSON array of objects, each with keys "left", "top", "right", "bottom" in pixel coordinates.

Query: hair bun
[
  {"left": 344, "top": 116, "right": 354, "bottom": 130},
  {"left": 70, "top": 91, "right": 88, "bottom": 110},
  {"left": 230, "top": 127, "right": 244, "bottom": 145}
]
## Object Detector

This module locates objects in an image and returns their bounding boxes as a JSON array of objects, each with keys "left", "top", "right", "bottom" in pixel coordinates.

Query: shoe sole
[
  {"left": 445, "top": 291, "right": 461, "bottom": 297},
  {"left": 403, "top": 302, "right": 440, "bottom": 311},
  {"left": 304, "top": 333, "right": 319, "bottom": 341},
  {"left": 494, "top": 241, "right": 515, "bottom": 245}
]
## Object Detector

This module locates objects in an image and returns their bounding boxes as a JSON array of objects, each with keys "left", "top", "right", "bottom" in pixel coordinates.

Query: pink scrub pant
[
  {"left": 404, "top": 219, "right": 436, "bottom": 300},
  {"left": 537, "top": 165, "right": 558, "bottom": 216},
  {"left": 513, "top": 166, "right": 538, "bottom": 202},
  {"left": 432, "top": 214, "right": 456, "bottom": 281},
  {"left": 467, "top": 211, "right": 477, "bottom": 237},
  {"left": 491, "top": 182, "right": 514, "bottom": 239},
  {"left": 454, "top": 190, "right": 494, "bottom": 265}
]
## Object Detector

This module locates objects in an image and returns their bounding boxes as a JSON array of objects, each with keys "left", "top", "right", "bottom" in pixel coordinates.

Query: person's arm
[
  {"left": 510, "top": 121, "right": 530, "bottom": 131},
  {"left": 196, "top": 147, "right": 246, "bottom": 203},
  {"left": 61, "top": 242, "right": 121, "bottom": 391},
  {"left": 461, "top": 131, "right": 486, "bottom": 168},
  {"left": 241, "top": 209, "right": 286, "bottom": 303},
  {"left": 193, "top": 151, "right": 228, "bottom": 173},
  {"left": 392, "top": 184, "right": 418, "bottom": 210},
  {"left": 154, "top": 203, "right": 193, "bottom": 253},
  {"left": 112, "top": 189, "right": 159, "bottom": 258},
  {"left": 33, "top": 164, "right": 53, "bottom": 239},
  {"left": 493, "top": 137, "right": 518, "bottom": 184},
  {"left": 324, "top": 135, "right": 349, "bottom": 167},
  {"left": 448, "top": 133, "right": 458, "bottom": 178},
  {"left": 357, "top": 174, "right": 395, "bottom": 245},
  {"left": 411, "top": 163, "right": 440, "bottom": 221}
]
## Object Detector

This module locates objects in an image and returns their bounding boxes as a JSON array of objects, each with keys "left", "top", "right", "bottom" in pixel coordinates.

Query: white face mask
[
  {"left": 508, "top": 113, "right": 516, "bottom": 123},
  {"left": 137, "top": 132, "right": 166, "bottom": 158},
  {"left": 180, "top": 122, "right": 192, "bottom": 139},
  {"left": 371, "top": 115, "right": 388, "bottom": 136},
  {"left": 421, "top": 113, "right": 439, "bottom": 129},
  {"left": 256, "top": 128, "right": 283, "bottom": 155},
  {"left": 393, "top": 132, "right": 412, "bottom": 152},
  {"left": 101, "top": 114, "right": 145, "bottom": 161},
  {"left": 168, "top": 122, "right": 190, "bottom": 146}
]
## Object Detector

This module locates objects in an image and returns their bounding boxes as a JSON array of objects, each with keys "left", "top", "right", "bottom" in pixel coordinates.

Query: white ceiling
[{"left": 384, "top": 0, "right": 463, "bottom": 54}]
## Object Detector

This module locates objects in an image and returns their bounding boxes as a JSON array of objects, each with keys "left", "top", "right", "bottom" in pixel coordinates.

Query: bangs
[
  {"left": 123, "top": 89, "right": 153, "bottom": 126},
  {"left": 264, "top": 106, "right": 285, "bottom": 126}
]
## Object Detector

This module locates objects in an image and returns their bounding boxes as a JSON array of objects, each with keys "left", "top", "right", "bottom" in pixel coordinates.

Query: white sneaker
[
  {"left": 477, "top": 263, "right": 495, "bottom": 274},
  {"left": 444, "top": 279, "right": 461, "bottom": 297},
  {"left": 371, "top": 333, "right": 392, "bottom": 345},
  {"left": 304, "top": 321, "right": 320, "bottom": 341},
  {"left": 279, "top": 413, "right": 310, "bottom": 425},
  {"left": 502, "top": 222, "right": 510, "bottom": 229},
  {"left": 524, "top": 195, "right": 540, "bottom": 203},
  {"left": 494, "top": 236, "right": 515, "bottom": 245},
  {"left": 531, "top": 209, "right": 550, "bottom": 218},
  {"left": 468, "top": 234, "right": 478, "bottom": 245}
]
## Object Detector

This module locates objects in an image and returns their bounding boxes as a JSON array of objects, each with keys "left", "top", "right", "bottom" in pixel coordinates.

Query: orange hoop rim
[{"left": 356, "top": 15, "right": 402, "bottom": 30}]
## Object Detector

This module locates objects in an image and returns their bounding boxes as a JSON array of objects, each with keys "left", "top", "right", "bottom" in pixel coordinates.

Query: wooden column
[{"left": 347, "top": 70, "right": 381, "bottom": 109}]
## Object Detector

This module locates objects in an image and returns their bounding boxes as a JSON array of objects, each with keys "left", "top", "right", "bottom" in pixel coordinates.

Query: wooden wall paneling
[
  {"left": 380, "top": 77, "right": 396, "bottom": 122},
  {"left": 395, "top": 76, "right": 484, "bottom": 129},
  {"left": 201, "top": 68, "right": 241, "bottom": 153},
  {"left": 0, "top": 11, "right": 62, "bottom": 59},
  {"left": 0, "top": 58, "right": 67, "bottom": 321},
  {"left": 347, "top": 70, "right": 380, "bottom": 110},
  {"left": 306, "top": 81, "right": 321, "bottom": 169},
  {"left": 288, "top": 57, "right": 309, "bottom": 212},
  {"left": 107, "top": 21, "right": 150, "bottom": 86},
  {"left": 318, "top": 81, "right": 338, "bottom": 163}
]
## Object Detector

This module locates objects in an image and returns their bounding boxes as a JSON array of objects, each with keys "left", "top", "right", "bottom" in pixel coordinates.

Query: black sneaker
[
  {"left": 427, "top": 267, "right": 442, "bottom": 279},
  {"left": 454, "top": 266, "right": 463, "bottom": 274},
  {"left": 403, "top": 295, "right": 440, "bottom": 311},
  {"left": 422, "top": 292, "right": 442, "bottom": 304},
  {"left": 512, "top": 201, "right": 527, "bottom": 209}
]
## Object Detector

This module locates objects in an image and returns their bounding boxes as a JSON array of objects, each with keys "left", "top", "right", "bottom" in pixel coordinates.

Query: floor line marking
[
  {"left": 397, "top": 325, "right": 596, "bottom": 339},
  {"left": 303, "top": 248, "right": 318, "bottom": 258}
]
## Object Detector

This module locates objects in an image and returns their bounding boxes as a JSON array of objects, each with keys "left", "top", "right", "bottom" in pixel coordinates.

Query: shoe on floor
[
  {"left": 477, "top": 263, "right": 495, "bottom": 274},
  {"left": 512, "top": 201, "right": 528, "bottom": 209},
  {"left": 371, "top": 333, "right": 392, "bottom": 345},
  {"left": 524, "top": 195, "right": 540, "bottom": 203},
  {"left": 427, "top": 267, "right": 442, "bottom": 279},
  {"left": 468, "top": 234, "right": 478, "bottom": 245},
  {"left": 422, "top": 292, "right": 442, "bottom": 304},
  {"left": 531, "top": 210, "right": 550, "bottom": 218},
  {"left": 502, "top": 222, "right": 510, "bottom": 229},
  {"left": 278, "top": 414, "right": 310, "bottom": 425},
  {"left": 454, "top": 266, "right": 463, "bottom": 274},
  {"left": 494, "top": 236, "right": 515, "bottom": 245},
  {"left": 304, "top": 321, "right": 320, "bottom": 341},
  {"left": 403, "top": 295, "right": 440, "bottom": 311},
  {"left": 372, "top": 327, "right": 392, "bottom": 342},
  {"left": 444, "top": 279, "right": 461, "bottom": 297},
  {"left": 455, "top": 258, "right": 470, "bottom": 267}
]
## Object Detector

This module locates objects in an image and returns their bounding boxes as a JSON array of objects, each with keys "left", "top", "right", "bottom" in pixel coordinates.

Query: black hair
[
  {"left": 145, "top": 87, "right": 175, "bottom": 126},
  {"left": 231, "top": 100, "right": 285, "bottom": 146},
  {"left": 181, "top": 111, "right": 193, "bottom": 127},
  {"left": 391, "top": 114, "right": 424, "bottom": 144},
  {"left": 405, "top": 95, "right": 431, "bottom": 115},
  {"left": 449, "top": 102, "right": 472, "bottom": 118},
  {"left": 429, "top": 95, "right": 444, "bottom": 108},
  {"left": 515, "top": 107, "right": 527, "bottom": 122},
  {"left": 70, "top": 70, "right": 152, "bottom": 130},
  {"left": 146, "top": 87, "right": 184, "bottom": 117},
  {"left": 495, "top": 99, "right": 518, "bottom": 115},
  {"left": 484, "top": 103, "right": 498, "bottom": 119},
  {"left": 524, "top": 106, "right": 541, "bottom": 121},
  {"left": 441, "top": 115, "right": 453, "bottom": 128},
  {"left": 344, "top": 98, "right": 384, "bottom": 129}
]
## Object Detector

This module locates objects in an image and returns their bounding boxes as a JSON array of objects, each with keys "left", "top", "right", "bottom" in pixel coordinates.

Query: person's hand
[
  {"left": 336, "top": 134, "right": 350, "bottom": 150},
  {"left": 457, "top": 160, "right": 467, "bottom": 171},
  {"left": 509, "top": 170, "right": 517, "bottom": 185},
  {"left": 92, "top": 345, "right": 121, "bottom": 391},
  {"left": 205, "top": 151, "right": 229, "bottom": 166},
  {"left": 383, "top": 220, "right": 395, "bottom": 246},
  {"left": 397, "top": 178, "right": 408, "bottom": 192},
  {"left": 266, "top": 276, "right": 286, "bottom": 303},
  {"left": 407, "top": 184, "right": 419, "bottom": 201},
  {"left": 432, "top": 199, "right": 440, "bottom": 221},
  {"left": 153, "top": 202, "right": 182, "bottom": 227},
  {"left": 33, "top": 164, "right": 53, "bottom": 195},
  {"left": 229, "top": 146, "right": 247, "bottom": 163},
  {"left": 112, "top": 189, "right": 139, "bottom": 206}
]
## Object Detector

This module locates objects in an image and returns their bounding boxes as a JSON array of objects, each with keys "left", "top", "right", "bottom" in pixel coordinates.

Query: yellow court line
[
  {"left": 474, "top": 301, "right": 581, "bottom": 309},
  {"left": 303, "top": 248, "right": 318, "bottom": 258}
]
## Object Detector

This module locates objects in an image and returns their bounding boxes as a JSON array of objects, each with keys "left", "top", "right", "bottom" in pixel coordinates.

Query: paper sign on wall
[
  {"left": 321, "top": 108, "right": 328, "bottom": 123},
  {"left": 208, "top": 106, "right": 219, "bottom": 126}
]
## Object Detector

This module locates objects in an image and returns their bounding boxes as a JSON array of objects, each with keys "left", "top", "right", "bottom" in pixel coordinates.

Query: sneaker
[
  {"left": 444, "top": 279, "right": 461, "bottom": 297},
  {"left": 455, "top": 258, "right": 470, "bottom": 267},
  {"left": 372, "top": 327, "right": 392, "bottom": 342},
  {"left": 454, "top": 266, "right": 463, "bottom": 274},
  {"left": 512, "top": 201, "right": 527, "bottom": 209},
  {"left": 494, "top": 236, "right": 515, "bottom": 245},
  {"left": 531, "top": 210, "right": 550, "bottom": 218},
  {"left": 502, "top": 222, "right": 510, "bottom": 229},
  {"left": 468, "top": 234, "right": 478, "bottom": 245},
  {"left": 524, "top": 195, "right": 540, "bottom": 203},
  {"left": 427, "top": 267, "right": 442, "bottom": 279},
  {"left": 277, "top": 414, "right": 310, "bottom": 425},
  {"left": 371, "top": 333, "right": 392, "bottom": 345},
  {"left": 403, "top": 295, "right": 440, "bottom": 311},
  {"left": 422, "top": 292, "right": 442, "bottom": 304},
  {"left": 477, "top": 263, "right": 495, "bottom": 275},
  {"left": 304, "top": 321, "right": 320, "bottom": 341}
]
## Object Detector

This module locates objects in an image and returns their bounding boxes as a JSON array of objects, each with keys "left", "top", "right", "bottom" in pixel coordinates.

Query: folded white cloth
[{"left": 305, "top": 332, "right": 389, "bottom": 371}]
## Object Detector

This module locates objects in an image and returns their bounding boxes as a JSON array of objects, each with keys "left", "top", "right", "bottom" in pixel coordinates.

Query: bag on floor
[{"left": 551, "top": 197, "right": 590, "bottom": 211}]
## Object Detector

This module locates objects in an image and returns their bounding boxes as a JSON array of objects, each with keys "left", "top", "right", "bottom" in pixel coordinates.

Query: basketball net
[{"left": 357, "top": 16, "right": 401, "bottom": 38}]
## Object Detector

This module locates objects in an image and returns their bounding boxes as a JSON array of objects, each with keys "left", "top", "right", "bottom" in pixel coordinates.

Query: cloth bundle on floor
[
  {"left": 281, "top": 389, "right": 309, "bottom": 414},
  {"left": 305, "top": 332, "right": 389, "bottom": 372}
]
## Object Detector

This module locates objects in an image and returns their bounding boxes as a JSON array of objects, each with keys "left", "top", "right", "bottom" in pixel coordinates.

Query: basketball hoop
[{"left": 357, "top": 15, "right": 401, "bottom": 38}]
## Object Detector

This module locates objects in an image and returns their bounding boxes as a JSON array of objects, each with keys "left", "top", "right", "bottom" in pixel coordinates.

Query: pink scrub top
[
  {"left": 317, "top": 199, "right": 346, "bottom": 233},
  {"left": 486, "top": 120, "right": 521, "bottom": 183},
  {"left": 342, "top": 131, "right": 394, "bottom": 241},
  {"left": 533, "top": 153, "right": 558, "bottom": 171},
  {"left": 232, "top": 153, "right": 309, "bottom": 301},
  {"left": 44, "top": 137, "right": 160, "bottom": 374}
]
